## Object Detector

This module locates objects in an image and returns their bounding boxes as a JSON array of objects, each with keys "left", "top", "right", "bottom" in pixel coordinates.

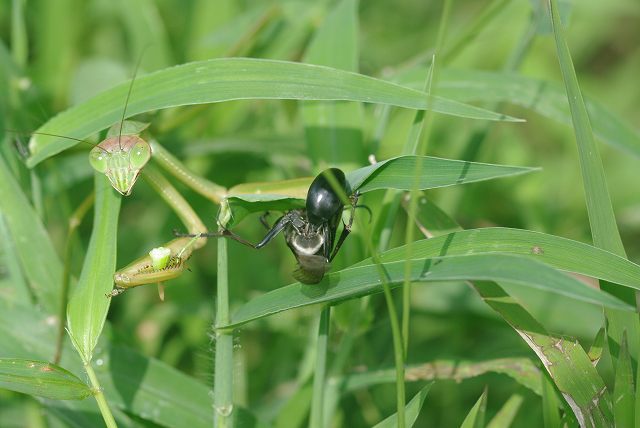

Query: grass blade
[
  {"left": 226, "top": 253, "right": 631, "bottom": 328},
  {"left": 368, "top": 228, "right": 640, "bottom": 292},
  {"left": 460, "top": 389, "right": 487, "bottom": 428},
  {"left": 333, "top": 358, "right": 541, "bottom": 396},
  {"left": 0, "top": 154, "right": 62, "bottom": 314},
  {"left": 548, "top": 0, "right": 625, "bottom": 256},
  {"left": 373, "top": 383, "right": 432, "bottom": 428},
  {"left": 220, "top": 156, "right": 538, "bottom": 227},
  {"left": 66, "top": 174, "right": 121, "bottom": 363},
  {"left": 486, "top": 394, "right": 523, "bottom": 428},
  {"left": 434, "top": 69, "right": 640, "bottom": 157},
  {"left": 612, "top": 331, "right": 635, "bottom": 427},
  {"left": 541, "top": 374, "right": 561, "bottom": 428},
  {"left": 0, "top": 358, "right": 92, "bottom": 400},
  {"left": 27, "top": 58, "right": 523, "bottom": 167}
]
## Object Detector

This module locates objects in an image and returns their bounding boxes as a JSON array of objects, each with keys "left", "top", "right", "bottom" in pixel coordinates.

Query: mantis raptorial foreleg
[{"left": 108, "top": 149, "right": 227, "bottom": 297}]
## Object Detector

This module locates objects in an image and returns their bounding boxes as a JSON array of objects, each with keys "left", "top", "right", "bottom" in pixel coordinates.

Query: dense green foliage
[{"left": 1, "top": 0, "right": 639, "bottom": 427}]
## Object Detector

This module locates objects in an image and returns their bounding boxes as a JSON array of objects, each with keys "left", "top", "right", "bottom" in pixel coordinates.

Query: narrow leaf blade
[
  {"left": 67, "top": 174, "right": 121, "bottom": 362},
  {"left": 0, "top": 358, "right": 92, "bottom": 400}
]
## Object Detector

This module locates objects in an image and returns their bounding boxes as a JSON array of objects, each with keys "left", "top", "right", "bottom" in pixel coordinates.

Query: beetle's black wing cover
[{"left": 293, "top": 254, "right": 331, "bottom": 284}]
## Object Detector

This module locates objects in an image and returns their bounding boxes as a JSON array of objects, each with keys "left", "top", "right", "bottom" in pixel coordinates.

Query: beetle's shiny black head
[{"left": 306, "top": 168, "right": 350, "bottom": 225}]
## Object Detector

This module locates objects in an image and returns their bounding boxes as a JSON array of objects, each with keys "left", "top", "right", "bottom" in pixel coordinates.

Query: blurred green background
[{"left": 1, "top": 0, "right": 639, "bottom": 426}]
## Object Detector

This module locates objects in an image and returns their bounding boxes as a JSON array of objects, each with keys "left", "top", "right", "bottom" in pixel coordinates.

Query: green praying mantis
[{"left": 87, "top": 121, "right": 228, "bottom": 298}]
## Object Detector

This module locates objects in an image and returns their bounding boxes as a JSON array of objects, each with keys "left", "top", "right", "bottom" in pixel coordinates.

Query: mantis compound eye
[
  {"left": 89, "top": 147, "right": 109, "bottom": 173},
  {"left": 129, "top": 140, "right": 151, "bottom": 169}
]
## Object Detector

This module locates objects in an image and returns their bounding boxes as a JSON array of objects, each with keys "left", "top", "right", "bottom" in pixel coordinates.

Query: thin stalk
[
  {"left": 401, "top": 0, "right": 452, "bottom": 356},
  {"left": 54, "top": 192, "right": 95, "bottom": 364},
  {"left": 84, "top": 362, "right": 117, "bottom": 428},
  {"left": 376, "top": 257, "right": 406, "bottom": 428},
  {"left": 150, "top": 140, "right": 227, "bottom": 204},
  {"left": 11, "top": 0, "right": 28, "bottom": 67},
  {"left": 214, "top": 234, "right": 234, "bottom": 428},
  {"left": 309, "top": 307, "right": 330, "bottom": 428}
]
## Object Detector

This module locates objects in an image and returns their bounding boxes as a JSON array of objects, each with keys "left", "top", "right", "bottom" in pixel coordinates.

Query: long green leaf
[
  {"left": 0, "top": 358, "right": 92, "bottom": 400},
  {"left": 220, "top": 156, "right": 537, "bottom": 227},
  {"left": 612, "top": 332, "right": 635, "bottom": 427},
  {"left": 548, "top": 0, "right": 625, "bottom": 256},
  {"left": 0, "top": 154, "right": 62, "bottom": 314},
  {"left": 432, "top": 69, "right": 640, "bottom": 157},
  {"left": 226, "top": 253, "right": 631, "bottom": 328},
  {"left": 365, "top": 227, "right": 640, "bottom": 292},
  {"left": 27, "top": 58, "right": 523, "bottom": 167},
  {"left": 407, "top": 198, "right": 614, "bottom": 426},
  {"left": 549, "top": 0, "right": 638, "bottom": 371},
  {"left": 373, "top": 383, "right": 432, "bottom": 428},
  {"left": 67, "top": 174, "right": 121, "bottom": 363},
  {"left": 474, "top": 281, "right": 612, "bottom": 427}
]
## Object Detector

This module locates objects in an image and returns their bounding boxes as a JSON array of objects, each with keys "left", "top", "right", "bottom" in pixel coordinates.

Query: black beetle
[{"left": 185, "top": 168, "right": 361, "bottom": 284}]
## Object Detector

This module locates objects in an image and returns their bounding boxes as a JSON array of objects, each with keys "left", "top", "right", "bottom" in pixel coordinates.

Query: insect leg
[
  {"left": 259, "top": 211, "right": 272, "bottom": 229},
  {"left": 255, "top": 213, "right": 292, "bottom": 249},
  {"left": 329, "top": 193, "right": 359, "bottom": 261}
]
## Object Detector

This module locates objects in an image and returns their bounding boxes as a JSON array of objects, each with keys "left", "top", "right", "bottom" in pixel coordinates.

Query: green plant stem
[
  {"left": 401, "top": 0, "right": 452, "bottom": 357},
  {"left": 214, "top": 234, "right": 234, "bottom": 428},
  {"left": 84, "top": 362, "right": 117, "bottom": 428},
  {"left": 55, "top": 192, "right": 95, "bottom": 364},
  {"left": 376, "top": 258, "right": 406, "bottom": 428},
  {"left": 309, "top": 306, "right": 330, "bottom": 428}
]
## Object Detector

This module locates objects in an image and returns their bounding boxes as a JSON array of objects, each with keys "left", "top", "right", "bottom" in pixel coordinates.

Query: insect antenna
[
  {"left": 6, "top": 129, "right": 109, "bottom": 154},
  {"left": 117, "top": 49, "right": 148, "bottom": 150}
]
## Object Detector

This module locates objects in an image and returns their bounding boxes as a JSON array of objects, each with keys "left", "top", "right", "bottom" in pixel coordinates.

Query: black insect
[{"left": 188, "top": 168, "right": 361, "bottom": 284}]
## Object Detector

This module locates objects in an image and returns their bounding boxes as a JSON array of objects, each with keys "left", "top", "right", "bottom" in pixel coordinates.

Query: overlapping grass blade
[
  {"left": 27, "top": 58, "right": 523, "bottom": 167},
  {"left": 365, "top": 227, "right": 640, "bottom": 291},
  {"left": 0, "top": 154, "right": 62, "bottom": 314},
  {"left": 0, "top": 358, "right": 92, "bottom": 400},
  {"left": 406, "top": 198, "right": 614, "bottom": 426},
  {"left": 373, "top": 383, "right": 432, "bottom": 428},
  {"left": 226, "top": 253, "right": 631, "bottom": 328},
  {"left": 460, "top": 389, "right": 487, "bottom": 428},
  {"left": 66, "top": 174, "right": 121, "bottom": 363},
  {"left": 220, "top": 156, "right": 537, "bottom": 227},
  {"left": 541, "top": 374, "right": 562, "bottom": 428}
]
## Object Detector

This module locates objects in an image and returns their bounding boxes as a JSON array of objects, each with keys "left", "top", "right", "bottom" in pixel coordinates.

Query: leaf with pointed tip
[
  {"left": 373, "top": 383, "right": 432, "bottom": 428},
  {"left": 27, "top": 58, "right": 522, "bottom": 167},
  {"left": 461, "top": 389, "right": 488, "bottom": 428},
  {"left": 0, "top": 359, "right": 92, "bottom": 400},
  {"left": 220, "top": 156, "right": 537, "bottom": 227}
]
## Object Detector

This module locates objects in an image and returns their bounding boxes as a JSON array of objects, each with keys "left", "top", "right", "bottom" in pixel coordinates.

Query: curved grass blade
[
  {"left": 27, "top": 58, "right": 523, "bottom": 167},
  {"left": 0, "top": 358, "right": 92, "bottom": 400},
  {"left": 226, "top": 253, "right": 631, "bottom": 328},
  {"left": 333, "top": 357, "right": 541, "bottom": 395},
  {"left": 364, "top": 227, "right": 640, "bottom": 292},
  {"left": 221, "top": 156, "right": 537, "bottom": 227},
  {"left": 66, "top": 174, "right": 121, "bottom": 363},
  {"left": 433, "top": 69, "right": 640, "bottom": 157},
  {"left": 373, "top": 383, "right": 432, "bottom": 428},
  {"left": 0, "top": 154, "right": 62, "bottom": 314}
]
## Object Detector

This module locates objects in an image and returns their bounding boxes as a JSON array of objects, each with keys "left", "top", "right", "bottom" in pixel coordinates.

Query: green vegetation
[{"left": 1, "top": 0, "right": 639, "bottom": 427}]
